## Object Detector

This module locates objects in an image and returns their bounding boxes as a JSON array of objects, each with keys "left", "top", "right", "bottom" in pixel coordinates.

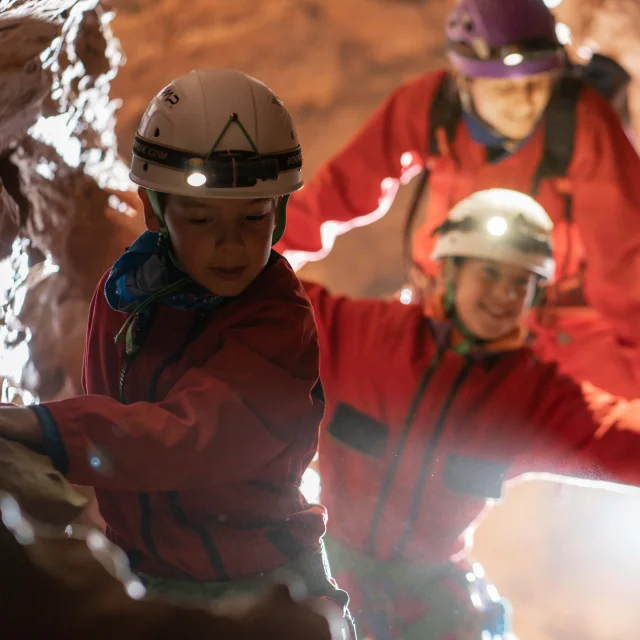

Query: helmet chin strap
[
  {"left": 273, "top": 194, "right": 288, "bottom": 245},
  {"left": 145, "top": 188, "right": 187, "bottom": 273},
  {"left": 443, "top": 258, "right": 479, "bottom": 355}
]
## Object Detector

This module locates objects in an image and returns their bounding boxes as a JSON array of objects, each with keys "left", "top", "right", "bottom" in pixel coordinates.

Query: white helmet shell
[
  {"left": 432, "top": 189, "right": 555, "bottom": 280},
  {"left": 130, "top": 68, "right": 302, "bottom": 199}
]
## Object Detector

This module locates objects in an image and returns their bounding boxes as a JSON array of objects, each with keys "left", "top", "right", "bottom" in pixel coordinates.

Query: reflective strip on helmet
[
  {"left": 133, "top": 135, "right": 302, "bottom": 188},
  {"left": 448, "top": 38, "right": 563, "bottom": 66},
  {"left": 432, "top": 214, "right": 553, "bottom": 257}
]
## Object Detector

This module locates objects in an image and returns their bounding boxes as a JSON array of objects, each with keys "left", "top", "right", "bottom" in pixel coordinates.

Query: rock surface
[
  {"left": 0, "top": 0, "right": 144, "bottom": 405},
  {"left": 0, "top": 438, "right": 87, "bottom": 525},
  {"left": 0, "top": 496, "right": 337, "bottom": 639}
]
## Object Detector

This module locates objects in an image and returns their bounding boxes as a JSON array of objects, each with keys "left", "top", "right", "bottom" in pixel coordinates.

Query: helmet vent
[
  {"left": 154, "top": 128, "right": 160, "bottom": 137},
  {"left": 143, "top": 163, "right": 149, "bottom": 171}
]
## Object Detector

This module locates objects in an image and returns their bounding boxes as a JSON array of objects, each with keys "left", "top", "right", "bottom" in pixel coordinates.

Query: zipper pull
[{"left": 125, "top": 318, "right": 141, "bottom": 356}]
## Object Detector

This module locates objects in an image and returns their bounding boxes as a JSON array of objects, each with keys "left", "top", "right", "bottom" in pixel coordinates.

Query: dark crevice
[{"left": 0, "top": 152, "right": 30, "bottom": 227}]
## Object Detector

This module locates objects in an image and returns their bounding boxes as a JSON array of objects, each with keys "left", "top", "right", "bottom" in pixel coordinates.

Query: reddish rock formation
[
  {"left": 0, "top": 0, "right": 144, "bottom": 405},
  {"left": 0, "top": 440, "right": 338, "bottom": 640}
]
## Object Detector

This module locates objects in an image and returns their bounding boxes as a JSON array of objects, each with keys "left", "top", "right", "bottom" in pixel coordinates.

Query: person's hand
[
  {"left": 393, "top": 267, "right": 437, "bottom": 307},
  {"left": 581, "top": 381, "right": 640, "bottom": 439}
]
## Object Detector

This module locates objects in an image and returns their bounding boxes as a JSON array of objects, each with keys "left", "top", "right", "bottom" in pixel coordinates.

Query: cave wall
[{"left": 0, "top": 0, "right": 144, "bottom": 405}]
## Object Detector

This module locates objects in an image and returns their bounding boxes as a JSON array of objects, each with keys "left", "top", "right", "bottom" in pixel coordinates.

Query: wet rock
[{"left": 0, "top": 1, "right": 143, "bottom": 403}]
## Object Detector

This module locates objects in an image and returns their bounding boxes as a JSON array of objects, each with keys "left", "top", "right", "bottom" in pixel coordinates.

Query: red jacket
[
  {"left": 38, "top": 256, "right": 326, "bottom": 581},
  {"left": 303, "top": 281, "right": 640, "bottom": 564},
  {"left": 277, "top": 70, "right": 640, "bottom": 354}
]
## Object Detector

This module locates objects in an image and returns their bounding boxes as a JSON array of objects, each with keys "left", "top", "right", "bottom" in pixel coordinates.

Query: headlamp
[{"left": 432, "top": 213, "right": 552, "bottom": 257}]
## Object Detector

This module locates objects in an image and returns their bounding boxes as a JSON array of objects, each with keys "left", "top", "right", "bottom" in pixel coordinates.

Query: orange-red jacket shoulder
[
  {"left": 276, "top": 71, "right": 441, "bottom": 267},
  {"left": 302, "top": 280, "right": 640, "bottom": 563},
  {"left": 37, "top": 256, "right": 326, "bottom": 581}
]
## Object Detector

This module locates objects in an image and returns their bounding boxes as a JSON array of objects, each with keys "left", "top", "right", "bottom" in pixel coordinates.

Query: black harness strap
[
  {"left": 530, "top": 76, "right": 581, "bottom": 198},
  {"left": 403, "top": 74, "right": 460, "bottom": 277}
]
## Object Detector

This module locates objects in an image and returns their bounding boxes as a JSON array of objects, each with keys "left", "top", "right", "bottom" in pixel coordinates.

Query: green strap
[
  {"left": 272, "top": 194, "right": 288, "bottom": 245},
  {"left": 114, "top": 276, "right": 192, "bottom": 355},
  {"left": 443, "top": 259, "right": 477, "bottom": 354},
  {"left": 145, "top": 189, "right": 167, "bottom": 231},
  {"left": 207, "top": 113, "right": 259, "bottom": 158}
]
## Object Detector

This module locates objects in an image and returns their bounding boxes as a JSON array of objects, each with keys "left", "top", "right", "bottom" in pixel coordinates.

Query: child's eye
[
  {"left": 188, "top": 218, "right": 211, "bottom": 226},
  {"left": 483, "top": 267, "right": 499, "bottom": 278},
  {"left": 244, "top": 214, "right": 267, "bottom": 222}
]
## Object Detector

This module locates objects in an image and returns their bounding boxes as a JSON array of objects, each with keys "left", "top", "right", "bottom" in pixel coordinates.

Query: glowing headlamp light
[
  {"left": 503, "top": 52, "right": 524, "bottom": 67},
  {"left": 186, "top": 158, "right": 207, "bottom": 187},
  {"left": 486, "top": 216, "right": 508, "bottom": 236}
]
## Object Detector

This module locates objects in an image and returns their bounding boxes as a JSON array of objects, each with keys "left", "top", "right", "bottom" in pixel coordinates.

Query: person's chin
[
  {"left": 471, "top": 321, "right": 509, "bottom": 343},
  {"left": 207, "top": 278, "right": 251, "bottom": 297},
  {"left": 201, "top": 265, "right": 256, "bottom": 297},
  {"left": 505, "top": 121, "right": 536, "bottom": 141}
]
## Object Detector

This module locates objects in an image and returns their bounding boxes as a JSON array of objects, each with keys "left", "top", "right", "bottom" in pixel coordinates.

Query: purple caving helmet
[{"left": 446, "top": 0, "right": 565, "bottom": 79}]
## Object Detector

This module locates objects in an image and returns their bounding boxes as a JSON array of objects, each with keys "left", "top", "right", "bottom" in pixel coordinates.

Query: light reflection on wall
[
  {"left": 0, "top": 238, "right": 58, "bottom": 406},
  {"left": 300, "top": 466, "right": 322, "bottom": 504}
]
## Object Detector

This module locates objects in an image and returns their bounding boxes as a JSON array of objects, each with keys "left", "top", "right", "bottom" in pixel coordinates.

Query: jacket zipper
[
  {"left": 367, "top": 348, "right": 443, "bottom": 556},
  {"left": 118, "top": 354, "right": 135, "bottom": 404},
  {"left": 395, "top": 359, "right": 471, "bottom": 557},
  {"left": 116, "top": 313, "right": 167, "bottom": 565},
  {"left": 137, "top": 312, "right": 228, "bottom": 577}
]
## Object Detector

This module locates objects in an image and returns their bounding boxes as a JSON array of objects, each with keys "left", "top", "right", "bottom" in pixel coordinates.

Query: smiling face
[
  {"left": 452, "top": 258, "right": 537, "bottom": 341},
  {"left": 467, "top": 71, "right": 555, "bottom": 140},
  {"left": 141, "top": 189, "right": 277, "bottom": 297}
]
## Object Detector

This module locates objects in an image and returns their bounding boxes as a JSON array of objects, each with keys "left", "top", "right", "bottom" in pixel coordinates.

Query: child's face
[
  {"left": 467, "top": 71, "right": 554, "bottom": 141},
  {"left": 148, "top": 192, "right": 277, "bottom": 297},
  {"left": 452, "top": 258, "right": 537, "bottom": 341}
]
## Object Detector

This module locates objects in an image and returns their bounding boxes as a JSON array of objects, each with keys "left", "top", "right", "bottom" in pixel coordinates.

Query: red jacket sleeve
[
  {"left": 570, "top": 85, "right": 640, "bottom": 347},
  {"left": 81, "top": 281, "right": 102, "bottom": 396},
  {"left": 302, "top": 280, "right": 434, "bottom": 411},
  {"left": 513, "top": 364, "right": 640, "bottom": 487},
  {"left": 40, "top": 299, "right": 323, "bottom": 492},
  {"left": 276, "top": 73, "right": 443, "bottom": 270}
]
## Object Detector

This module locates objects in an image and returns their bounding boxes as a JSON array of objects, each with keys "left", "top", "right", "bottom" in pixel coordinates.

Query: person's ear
[{"left": 139, "top": 187, "right": 161, "bottom": 232}]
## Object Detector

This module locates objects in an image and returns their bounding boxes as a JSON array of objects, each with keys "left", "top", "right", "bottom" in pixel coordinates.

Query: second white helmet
[
  {"left": 130, "top": 68, "right": 303, "bottom": 199},
  {"left": 431, "top": 189, "right": 555, "bottom": 281}
]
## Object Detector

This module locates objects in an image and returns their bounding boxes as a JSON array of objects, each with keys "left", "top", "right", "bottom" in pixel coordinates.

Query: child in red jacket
[
  {"left": 0, "top": 68, "right": 352, "bottom": 634},
  {"left": 302, "top": 188, "right": 640, "bottom": 640}
]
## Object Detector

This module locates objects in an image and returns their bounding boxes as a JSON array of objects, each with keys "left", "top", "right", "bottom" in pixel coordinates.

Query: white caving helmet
[
  {"left": 431, "top": 188, "right": 555, "bottom": 281},
  {"left": 129, "top": 68, "right": 303, "bottom": 243}
]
